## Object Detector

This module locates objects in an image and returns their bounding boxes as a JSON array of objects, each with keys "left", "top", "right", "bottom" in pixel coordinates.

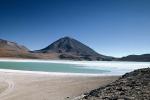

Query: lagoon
[{"left": 0, "top": 59, "right": 149, "bottom": 75}]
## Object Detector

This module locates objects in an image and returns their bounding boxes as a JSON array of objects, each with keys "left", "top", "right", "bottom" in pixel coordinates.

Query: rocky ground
[{"left": 78, "top": 68, "right": 150, "bottom": 100}]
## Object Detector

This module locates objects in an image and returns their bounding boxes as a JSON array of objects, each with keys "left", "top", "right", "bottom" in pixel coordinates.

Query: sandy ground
[{"left": 0, "top": 71, "right": 119, "bottom": 100}]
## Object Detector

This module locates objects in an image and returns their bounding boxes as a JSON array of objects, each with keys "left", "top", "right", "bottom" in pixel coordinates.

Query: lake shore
[
  {"left": 0, "top": 58, "right": 149, "bottom": 76},
  {"left": 0, "top": 58, "right": 148, "bottom": 100},
  {"left": 0, "top": 71, "right": 119, "bottom": 100}
]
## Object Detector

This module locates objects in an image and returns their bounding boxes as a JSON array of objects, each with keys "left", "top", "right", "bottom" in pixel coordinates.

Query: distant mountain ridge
[
  {"left": 119, "top": 54, "right": 150, "bottom": 62},
  {"left": 0, "top": 37, "right": 150, "bottom": 61}
]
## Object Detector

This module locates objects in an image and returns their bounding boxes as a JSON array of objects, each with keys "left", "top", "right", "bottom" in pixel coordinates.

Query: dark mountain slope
[{"left": 33, "top": 37, "right": 113, "bottom": 60}]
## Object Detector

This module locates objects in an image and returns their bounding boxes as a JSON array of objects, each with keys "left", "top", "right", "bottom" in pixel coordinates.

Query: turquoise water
[
  {"left": 0, "top": 61, "right": 149, "bottom": 75},
  {"left": 0, "top": 61, "right": 109, "bottom": 74}
]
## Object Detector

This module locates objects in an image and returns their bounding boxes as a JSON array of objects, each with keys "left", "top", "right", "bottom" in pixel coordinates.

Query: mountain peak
[
  {"left": 33, "top": 37, "right": 113, "bottom": 60},
  {"left": 62, "top": 36, "right": 72, "bottom": 39}
]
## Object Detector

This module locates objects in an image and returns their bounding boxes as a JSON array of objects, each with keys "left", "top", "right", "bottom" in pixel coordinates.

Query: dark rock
[{"left": 78, "top": 68, "right": 150, "bottom": 100}]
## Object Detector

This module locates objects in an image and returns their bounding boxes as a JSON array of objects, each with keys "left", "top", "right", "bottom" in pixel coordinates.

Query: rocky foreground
[{"left": 78, "top": 68, "right": 150, "bottom": 100}]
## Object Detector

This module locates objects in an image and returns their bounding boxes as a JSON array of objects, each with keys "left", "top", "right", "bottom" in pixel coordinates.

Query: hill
[{"left": 0, "top": 39, "right": 37, "bottom": 58}]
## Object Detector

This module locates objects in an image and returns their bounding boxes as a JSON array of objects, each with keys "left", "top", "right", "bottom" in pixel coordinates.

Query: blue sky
[{"left": 0, "top": 0, "right": 150, "bottom": 57}]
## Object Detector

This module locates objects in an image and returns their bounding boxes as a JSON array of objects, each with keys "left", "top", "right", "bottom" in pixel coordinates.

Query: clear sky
[{"left": 0, "top": 0, "right": 150, "bottom": 57}]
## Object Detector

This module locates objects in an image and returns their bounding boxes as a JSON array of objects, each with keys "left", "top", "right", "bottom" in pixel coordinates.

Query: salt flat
[{"left": 0, "top": 71, "right": 118, "bottom": 100}]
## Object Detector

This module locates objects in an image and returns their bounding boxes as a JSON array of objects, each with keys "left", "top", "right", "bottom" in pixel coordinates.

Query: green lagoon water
[
  {"left": 0, "top": 61, "right": 109, "bottom": 74},
  {"left": 0, "top": 61, "right": 149, "bottom": 75}
]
